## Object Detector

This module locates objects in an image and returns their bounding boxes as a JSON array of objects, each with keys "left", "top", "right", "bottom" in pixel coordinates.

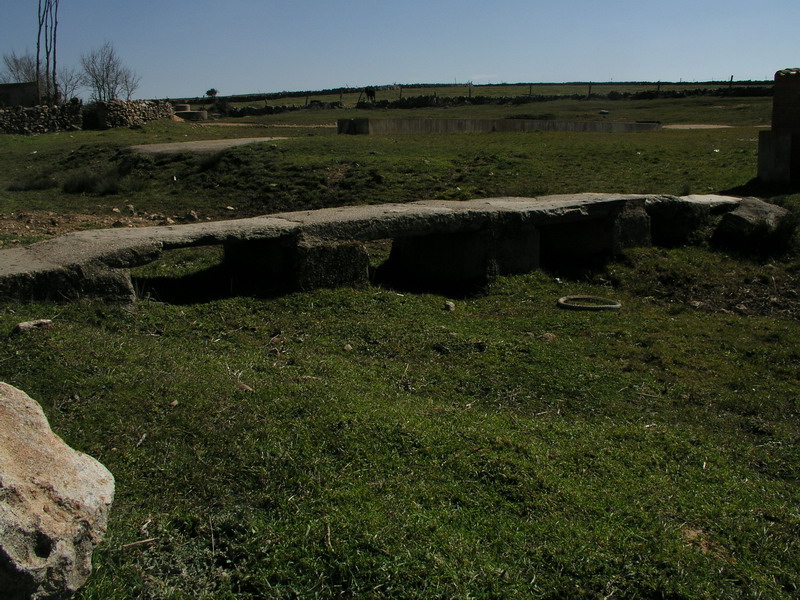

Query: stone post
[{"left": 758, "top": 68, "right": 800, "bottom": 186}]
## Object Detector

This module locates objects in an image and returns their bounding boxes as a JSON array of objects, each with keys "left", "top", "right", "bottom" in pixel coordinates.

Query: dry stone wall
[
  {"left": 0, "top": 103, "right": 83, "bottom": 135},
  {"left": 85, "top": 100, "right": 175, "bottom": 129},
  {"left": 0, "top": 100, "right": 175, "bottom": 135}
]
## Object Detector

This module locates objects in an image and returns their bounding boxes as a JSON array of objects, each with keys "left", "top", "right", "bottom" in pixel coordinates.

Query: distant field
[
  {"left": 181, "top": 80, "right": 772, "bottom": 109},
  {"left": 1, "top": 90, "right": 799, "bottom": 600},
  {"left": 178, "top": 83, "right": 773, "bottom": 128}
]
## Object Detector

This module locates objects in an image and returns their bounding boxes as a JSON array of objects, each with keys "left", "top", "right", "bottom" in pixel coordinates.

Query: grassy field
[
  {"left": 185, "top": 81, "right": 771, "bottom": 110},
  {"left": 1, "top": 93, "right": 799, "bottom": 599}
]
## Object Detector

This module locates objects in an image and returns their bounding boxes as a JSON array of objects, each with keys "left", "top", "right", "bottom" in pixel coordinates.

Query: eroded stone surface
[
  {"left": 713, "top": 197, "right": 794, "bottom": 252},
  {"left": 0, "top": 383, "right": 114, "bottom": 600}
]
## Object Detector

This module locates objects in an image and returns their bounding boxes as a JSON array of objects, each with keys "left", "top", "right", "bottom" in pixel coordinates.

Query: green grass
[
  {"left": 1, "top": 93, "right": 799, "bottom": 599},
  {"left": 0, "top": 123, "right": 768, "bottom": 223},
  {"left": 2, "top": 259, "right": 798, "bottom": 599}
]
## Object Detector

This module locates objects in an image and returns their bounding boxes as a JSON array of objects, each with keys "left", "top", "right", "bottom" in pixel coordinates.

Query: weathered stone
[
  {"left": 712, "top": 197, "right": 794, "bottom": 252},
  {"left": 292, "top": 239, "right": 370, "bottom": 290},
  {"left": 612, "top": 197, "right": 651, "bottom": 250},
  {"left": 11, "top": 320, "right": 53, "bottom": 335},
  {"left": 0, "top": 383, "right": 114, "bottom": 599}
]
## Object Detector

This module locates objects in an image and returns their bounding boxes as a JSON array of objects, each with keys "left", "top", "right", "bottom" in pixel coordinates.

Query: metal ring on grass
[{"left": 557, "top": 295, "right": 622, "bottom": 311}]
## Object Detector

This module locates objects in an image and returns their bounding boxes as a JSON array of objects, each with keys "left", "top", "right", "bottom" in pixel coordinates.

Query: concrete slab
[{"left": 0, "top": 194, "right": 748, "bottom": 303}]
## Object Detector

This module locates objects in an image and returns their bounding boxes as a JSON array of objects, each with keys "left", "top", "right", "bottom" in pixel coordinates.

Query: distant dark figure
[{"left": 365, "top": 86, "right": 376, "bottom": 102}]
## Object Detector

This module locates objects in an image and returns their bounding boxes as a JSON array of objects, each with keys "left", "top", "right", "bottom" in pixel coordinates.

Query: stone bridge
[{"left": 0, "top": 194, "right": 758, "bottom": 302}]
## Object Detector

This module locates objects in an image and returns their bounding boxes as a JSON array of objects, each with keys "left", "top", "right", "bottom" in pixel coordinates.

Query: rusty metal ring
[{"left": 557, "top": 295, "right": 622, "bottom": 311}]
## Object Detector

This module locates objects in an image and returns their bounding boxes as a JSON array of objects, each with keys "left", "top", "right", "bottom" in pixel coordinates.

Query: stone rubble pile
[{"left": 0, "top": 104, "right": 83, "bottom": 135}]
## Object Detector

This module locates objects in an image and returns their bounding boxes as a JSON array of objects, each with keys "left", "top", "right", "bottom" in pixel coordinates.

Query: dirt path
[
  {"left": 663, "top": 124, "right": 733, "bottom": 130},
  {"left": 129, "top": 136, "right": 289, "bottom": 155}
]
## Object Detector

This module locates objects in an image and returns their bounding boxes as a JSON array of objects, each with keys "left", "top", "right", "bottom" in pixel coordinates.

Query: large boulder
[
  {"left": 712, "top": 197, "right": 795, "bottom": 253},
  {"left": 0, "top": 383, "right": 114, "bottom": 600}
]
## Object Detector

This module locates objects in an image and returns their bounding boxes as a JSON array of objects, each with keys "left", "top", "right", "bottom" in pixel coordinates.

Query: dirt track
[{"left": 129, "top": 137, "right": 289, "bottom": 155}]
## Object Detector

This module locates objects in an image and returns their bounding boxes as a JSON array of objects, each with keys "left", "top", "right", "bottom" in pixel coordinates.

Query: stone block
[
  {"left": 772, "top": 68, "right": 800, "bottom": 132},
  {"left": 378, "top": 227, "right": 539, "bottom": 293},
  {"left": 758, "top": 129, "right": 800, "bottom": 185},
  {"left": 712, "top": 197, "right": 795, "bottom": 253},
  {"left": 291, "top": 240, "right": 370, "bottom": 290}
]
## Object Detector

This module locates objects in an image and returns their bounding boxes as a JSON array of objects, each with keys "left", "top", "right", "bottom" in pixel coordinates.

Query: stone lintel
[{"left": 0, "top": 194, "right": 754, "bottom": 302}]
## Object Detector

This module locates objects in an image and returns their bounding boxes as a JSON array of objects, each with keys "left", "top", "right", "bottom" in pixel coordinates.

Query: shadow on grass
[
  {"left": 132, "top": 266, "right": 287, "bottom": 305},
  {"left": 721, "top": 177, "right": 800, "bottom": 199}
]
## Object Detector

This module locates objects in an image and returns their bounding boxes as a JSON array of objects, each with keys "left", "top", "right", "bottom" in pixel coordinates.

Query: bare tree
[
  {"left": 57, "top": 65, "right": 82, "bottom": 101},
  {"left": 120, "top": 67, "right": 141, "bottom": 101},
  {"left": 1, "top": 51, "right": 37, "bottom": 83},
  {"left": 36, "top": 0, "right": 60, "bottom": 102},
  {"left": 80, "top": 42, "right": 139, "bottom": 102}
]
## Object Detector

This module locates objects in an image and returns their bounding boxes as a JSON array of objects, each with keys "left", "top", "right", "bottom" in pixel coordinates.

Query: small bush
[
  {"left": 62, "top": 170, "right": 100, "bottom": 194},
  {"left": 7, "top": 174, "right": 58, "bottom": 191},
  {"left": 62, "top": 170, "right": 120, "bottom": 195}
]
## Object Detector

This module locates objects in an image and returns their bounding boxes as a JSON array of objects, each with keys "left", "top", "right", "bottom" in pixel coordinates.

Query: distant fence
[{"left": 338, "top": 118, "right": 662, "bottom": 135}]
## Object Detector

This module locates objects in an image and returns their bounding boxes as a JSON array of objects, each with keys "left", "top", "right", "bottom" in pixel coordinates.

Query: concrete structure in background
[
  {"left": 338, "top": 118, "right": 662, "bottom": 135},
  {"left": 0, "top": 82, "right": 38, "bottom": 107},
  {"left": 758, "top": 68, "right": 800, "bottom": 186}
]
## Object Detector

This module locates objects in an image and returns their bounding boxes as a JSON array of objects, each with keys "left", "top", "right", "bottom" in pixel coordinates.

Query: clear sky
[{"left": 1, "top": 0, "right": 798, "bottom": 99}]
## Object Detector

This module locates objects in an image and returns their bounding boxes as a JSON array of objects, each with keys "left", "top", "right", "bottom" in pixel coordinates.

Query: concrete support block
[
  {"left": 646, "top": 199, "right": 711, "bottom": 247},
  {"left": 539, "top": 200, "right": 650, "bottom": 269},
  {"left": 378, "top": 227, "right": 539, "bottom": 292},
  {"left": 758, "top": 130, "right": 800, "bottom": 185},
  {"left": 291, "top": 240, "right": 370, "bottom": 290},
  {"left": 0, "top": 264, "right": 135, "bottom": 303},
  {"left": 613, "top": 199, "right": 651, "bottom": 251}
]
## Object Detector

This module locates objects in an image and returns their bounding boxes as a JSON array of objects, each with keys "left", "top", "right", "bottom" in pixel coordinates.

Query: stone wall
[
  {"left": 0, "top": 103, "right": 83, "bottom": 135},
  {"left": 0, "top": 100, "right": 175, "bottom": 135},
  {"left": 84, "top": 100, "right": 175, "bottom": 129}
]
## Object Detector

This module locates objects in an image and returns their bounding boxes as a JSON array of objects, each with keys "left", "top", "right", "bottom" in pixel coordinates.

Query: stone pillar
[
  {"left": 291, "top": 240, "right": 370, "bottom": 290},
  {"left": 377, "top": 226, "right": 540, "bottom": 294},
  {"left": 758, "top": 69, "right": 800, "bottom": 186}
]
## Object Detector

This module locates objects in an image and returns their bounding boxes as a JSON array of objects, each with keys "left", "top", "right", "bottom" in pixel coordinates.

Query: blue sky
[{"left": 1, "top": 0, "right": 798, "bottom": 99}]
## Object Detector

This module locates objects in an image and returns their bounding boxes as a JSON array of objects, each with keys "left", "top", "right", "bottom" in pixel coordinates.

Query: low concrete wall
[{"left": 338, "top": 118, "right": 662, "bottom": 135}]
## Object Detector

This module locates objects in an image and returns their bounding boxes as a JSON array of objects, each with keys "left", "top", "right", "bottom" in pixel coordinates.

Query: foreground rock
[
  {"left": 0, "top": 383, "right": 114, "bottom": 600},
  {"left": 712, "top": 197, "right": 794, "bottom": 253}
]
